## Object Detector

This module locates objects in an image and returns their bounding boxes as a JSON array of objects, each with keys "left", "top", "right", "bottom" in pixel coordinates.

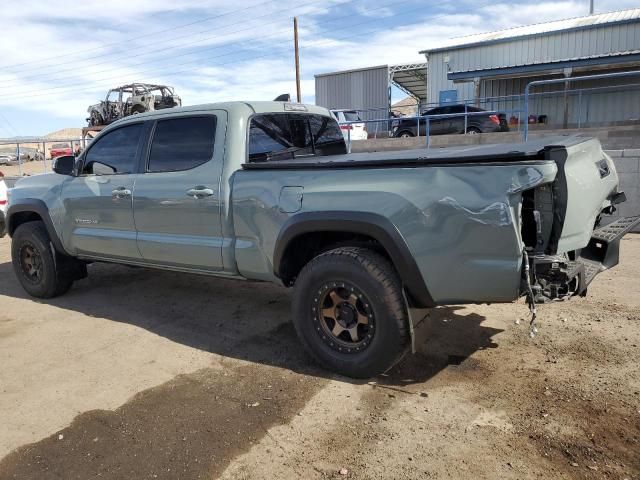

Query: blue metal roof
[
  {"left": 420, "top": 8, "right": 640, "bottom": 54},
  {"left": 447, "top": 50, "right": 640, "bottom": 80}
]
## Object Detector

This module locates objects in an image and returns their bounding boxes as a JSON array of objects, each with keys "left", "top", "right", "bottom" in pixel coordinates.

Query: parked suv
[
  {"left": 393, "top": 105, "right": 509, "bottom": 137},
  {"left": 331, "top": 109, "right": 368, "bottom": 141},
  {"left": 5, "top": 101, "right": 637, "bottom": 378},
  {"left": 87, "top": 83, "right": 181, "bottom": 126}
]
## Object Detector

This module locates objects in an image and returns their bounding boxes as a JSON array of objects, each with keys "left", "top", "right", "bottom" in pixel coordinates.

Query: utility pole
[
  {"left": 294, "top": 17, "right": 301, "bottom": 103},
  {"left": 589, "top": 0, "right": 594, "bottom": 14}
]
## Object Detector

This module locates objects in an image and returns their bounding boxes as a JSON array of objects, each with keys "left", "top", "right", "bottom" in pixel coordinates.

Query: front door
[
  {"left": 133, "top": 113, "right": 225, "bottom": 270},
  {"left": 60, "top": 122, "right": 145, "bottom": 260}
]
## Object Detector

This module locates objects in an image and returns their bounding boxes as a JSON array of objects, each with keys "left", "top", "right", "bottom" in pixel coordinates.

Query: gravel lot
[{"left": 0, "top": 234, "right": 638, "bottom": 479}]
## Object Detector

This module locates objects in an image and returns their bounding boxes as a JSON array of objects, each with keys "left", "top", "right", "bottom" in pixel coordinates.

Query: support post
[
  {"left": 562, "top": 67, "right": 572, "bottom": 129},
  {"left": 425, "top": 117, "right": 430, "bottom": 149},
  {"left": 294, "top": 17, "right": 301, "bottom": 103},
  {"left": 17, "top": 143, "right": 22, "bottom": 176},
  {"left": 473, "top": 77, "right": 481, "bottom": 107}
]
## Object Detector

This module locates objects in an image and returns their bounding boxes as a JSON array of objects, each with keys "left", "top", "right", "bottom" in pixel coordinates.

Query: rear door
[
  {"left": 60, "top": 123, "right": 145, "bottom": 259},
  {"left": 423, "top": 107, "right": 450, "bottom": 135},
  {"left": 133, "top": 113, "right": 226, "bottom": 270}
]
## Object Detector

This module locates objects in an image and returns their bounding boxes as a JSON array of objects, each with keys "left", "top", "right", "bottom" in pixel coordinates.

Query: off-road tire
[
  {"left": 11, "top": 221, "right": 82, "bottom": 298},
  {"left": 292, "top": 247, "right": 410, "bottom": 378},
  {"left": 397, "top": 130, "right": 414, "bottom": 138},
  {"left": 131, "top": 106, "right": 146, "bottom": 115}
]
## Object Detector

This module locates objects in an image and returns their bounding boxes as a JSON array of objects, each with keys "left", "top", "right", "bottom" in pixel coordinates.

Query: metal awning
[
  {"left": 389, "top": 63, "right": 428, "bottom": 102},
  {"left": 448, "top": 51, "right": 640, "bottom": 81}
]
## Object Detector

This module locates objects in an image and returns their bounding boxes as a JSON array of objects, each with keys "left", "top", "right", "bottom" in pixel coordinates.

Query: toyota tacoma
[{"left": 5, "top": 101, "right": 638, "bottom": 378}]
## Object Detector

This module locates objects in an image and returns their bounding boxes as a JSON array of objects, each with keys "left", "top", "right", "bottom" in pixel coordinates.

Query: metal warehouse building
[
  {"left": 421, "top": 8, "right": 640, "bottom": 127},
  {"left": 315, "top": 9, "right": 640, "bottom": 129},
  {"left": 315, "top": 63, "right": 427, "bottom": 121}
]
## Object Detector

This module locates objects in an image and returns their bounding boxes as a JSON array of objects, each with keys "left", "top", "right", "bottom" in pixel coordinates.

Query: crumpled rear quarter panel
[{"left": 232, "top": 161, "right": 557, "bottom": 304}]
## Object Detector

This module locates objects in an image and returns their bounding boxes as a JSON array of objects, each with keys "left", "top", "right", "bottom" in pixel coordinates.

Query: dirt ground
[
  {"left": 0, "top": 161, "right": 52, "bottom": 177},
  {"left": 0, "top": 234, "right": 638, "bottom": 480}
]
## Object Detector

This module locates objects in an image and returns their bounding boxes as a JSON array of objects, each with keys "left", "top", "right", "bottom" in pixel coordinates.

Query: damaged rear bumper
[{"left": 526, "top": 215, "right": 640, "bottom": 303}]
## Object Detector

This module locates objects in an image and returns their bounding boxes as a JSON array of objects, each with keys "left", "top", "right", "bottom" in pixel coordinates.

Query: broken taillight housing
[{"left": 489, "top": 114, "right": 500, "bottom": 125}]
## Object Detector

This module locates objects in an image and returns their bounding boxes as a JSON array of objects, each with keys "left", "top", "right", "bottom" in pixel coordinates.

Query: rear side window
[
  {"left": 342, "top": 111, "right": 361, "bottom": 122},
  {"left": 308, "top": 115, "right": 347, "bottom": 156},
  {"left": 148, "top": 116, "right": 216, "bottom": 172},
  {"left": 83, "top": 123, "right": 142, "bottom": 175},
  {"left": 248, "top": 113, "right": 346, "bottom": 162}
]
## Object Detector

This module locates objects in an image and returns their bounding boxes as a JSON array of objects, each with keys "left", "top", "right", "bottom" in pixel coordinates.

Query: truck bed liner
[{"left": 242, "top": 135, "right": 590, "bottom": 170}]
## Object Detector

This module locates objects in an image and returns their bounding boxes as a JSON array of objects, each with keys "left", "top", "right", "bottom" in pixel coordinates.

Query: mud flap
[{"left": 402, "top": 290, "right": 430, "bottom": 354}]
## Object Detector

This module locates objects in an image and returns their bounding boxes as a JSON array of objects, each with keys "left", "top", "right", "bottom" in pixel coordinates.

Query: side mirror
[{"left": 53, "top": 155, "right": 76, "bottom": 176}]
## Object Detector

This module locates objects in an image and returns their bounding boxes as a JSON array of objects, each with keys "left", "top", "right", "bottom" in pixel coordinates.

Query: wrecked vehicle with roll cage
[
  {"left": 6, "top": 101, "right": 639, "bottom": 379},
  {"left": 87, "top": 83, "right": 181, "bottom": 126}
]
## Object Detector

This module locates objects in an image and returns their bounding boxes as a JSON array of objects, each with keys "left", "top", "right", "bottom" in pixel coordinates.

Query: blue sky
[{"left": 0, "top": 0, "right": 637, "bottom": 136}]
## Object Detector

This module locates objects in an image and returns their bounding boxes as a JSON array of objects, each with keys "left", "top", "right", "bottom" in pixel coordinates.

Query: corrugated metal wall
[
  {"left": 479, "top": 71, "right": 640, "bottom": 126},
  {"left": 315, "top": 66, "right": 389, "bottom": 121},
  {"left": 426, "top": 20, "right": 640, "bottom": 125}
]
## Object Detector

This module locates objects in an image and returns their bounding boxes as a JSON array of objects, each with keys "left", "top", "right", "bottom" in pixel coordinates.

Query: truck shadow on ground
[{"left": 0, "top": 261, "right": 501, "bottom": 386}]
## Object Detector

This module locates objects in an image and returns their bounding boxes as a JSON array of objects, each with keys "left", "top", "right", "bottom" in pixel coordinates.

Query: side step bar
[
  {"left": 591, "top": 215, "right": 640, "bottom": 243},
  {"left": 578, "top": 214, "right": 640, "bottom": 289}
]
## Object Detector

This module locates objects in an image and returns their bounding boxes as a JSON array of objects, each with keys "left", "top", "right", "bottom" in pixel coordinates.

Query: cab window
[
  {"left": 147, "top": 116, "right": 216, "bottom": 172},
  {"left": 248, "top": 113, "right": 346, "bottom": 162},
  {"left": 83, "top": 123, "right": 142, "bottom": 175}
]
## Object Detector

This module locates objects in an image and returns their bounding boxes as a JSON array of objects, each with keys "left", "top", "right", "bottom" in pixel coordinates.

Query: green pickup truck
[{"left": 4, "top": 101, "right": 639, "bottom": 378}]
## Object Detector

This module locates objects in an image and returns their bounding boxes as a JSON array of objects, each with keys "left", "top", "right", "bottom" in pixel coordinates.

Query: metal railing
[
  {"left": 0, "top": 137, "right": 87, "bottom": 176},
  {"left": 342, "top": 109, "right": 514, "bottom": 152},
  {"left": 523, "top": 70, "right": 640, "bottom": 140},
  {"left": 335, "top": 74, "right": 640, "bottom": 150}
]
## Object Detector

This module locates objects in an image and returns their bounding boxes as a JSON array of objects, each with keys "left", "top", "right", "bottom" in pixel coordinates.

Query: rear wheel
[
  {"left": 292, "top": 247, "right": 410, "bottom": 378},
  {"left": 466, "top": 126, "right": 481, "bottom": 134},
  {"left": 397, "top": 130, "right": 414, "bottom": 138},
  {"left": 11, "top": 221, "right": 84, "bottom": 298}
]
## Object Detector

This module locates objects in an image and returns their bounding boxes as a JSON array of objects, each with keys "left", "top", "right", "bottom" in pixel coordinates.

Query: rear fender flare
[{"left": 273, "top": 211, "right": 435, "bottom": 308}]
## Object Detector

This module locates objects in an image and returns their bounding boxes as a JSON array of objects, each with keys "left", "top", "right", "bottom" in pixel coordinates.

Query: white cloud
[{"left": 0, "top": 0, "right": 636, "bottom": 134}]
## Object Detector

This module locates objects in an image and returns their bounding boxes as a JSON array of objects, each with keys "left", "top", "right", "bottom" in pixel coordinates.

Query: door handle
[
  {"left": 112, "top": 187, "right": 132, "bottom": 198},
  {"left": 187, "top": 186, "right": 215, "bottom": 198}
]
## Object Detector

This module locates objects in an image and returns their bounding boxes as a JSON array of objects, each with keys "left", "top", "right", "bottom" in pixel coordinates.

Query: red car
[{"left": 49, "top": 143, "right": 72, "bottom": 159}]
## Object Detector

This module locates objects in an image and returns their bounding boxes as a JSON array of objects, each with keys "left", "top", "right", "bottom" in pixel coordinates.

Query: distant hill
[
  {"left": 45, "top": 128, "right": 84, "bottom": 140},
  {"left": 391, "top": 97, "right": 419, "bottom": 117}
]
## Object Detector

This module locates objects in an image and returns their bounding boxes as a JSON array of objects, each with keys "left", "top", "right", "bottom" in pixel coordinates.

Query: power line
[
  {"left": 0, "top": 0, "right": 279, "bottom": 72},
  {"left": 0, "top": 0, "right": 424, "bottom": 98},
  {"left": 0, "top": 111, "right": 19, "bottom": 137},
  {"left": 0, "top": 1, "right": 496, "bottom": 104},
  {"left": 0, "top": 0, "right": 332, "bottom": 85}
]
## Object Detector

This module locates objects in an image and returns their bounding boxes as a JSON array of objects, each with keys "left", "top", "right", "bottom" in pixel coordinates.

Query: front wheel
[
  {"left": 292, "top": 247, "right": 410, "bottom": 378},
  {"left": 11, "top": 221, "right": 84, "bottom": 298}
]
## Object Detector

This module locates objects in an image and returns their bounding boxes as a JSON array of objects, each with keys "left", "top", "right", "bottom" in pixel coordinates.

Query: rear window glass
[
  {"left": 248, "top": 113, "right": 346, "bottom": 162},
  {"left": 343, "top": 111, "right": 361, "bottom": 122},
  {"left": 148, "top": 116, "right": 216, "bottom": 172}
]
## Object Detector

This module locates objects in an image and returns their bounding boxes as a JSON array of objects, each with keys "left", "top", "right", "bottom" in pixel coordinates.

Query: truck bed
[{"left": 242, "top": 136, "right": 587, "bottom": 170}]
